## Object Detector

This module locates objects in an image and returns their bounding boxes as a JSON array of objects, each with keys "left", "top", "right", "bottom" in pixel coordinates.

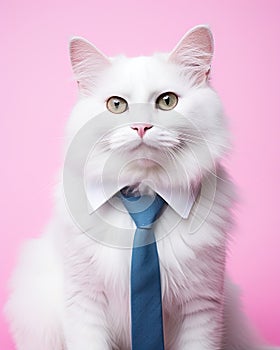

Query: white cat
[{"left": 5, "top": 25, "right": 276, "bottom": 350}]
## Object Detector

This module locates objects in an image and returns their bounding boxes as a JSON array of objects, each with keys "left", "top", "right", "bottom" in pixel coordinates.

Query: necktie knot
[{"left": 120, "top": 190, "right": 166, "bottom": 229}]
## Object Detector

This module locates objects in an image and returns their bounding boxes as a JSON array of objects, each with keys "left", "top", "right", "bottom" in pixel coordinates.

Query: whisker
[{"left": 177, "top": 132, "right": 231, "bottom": 151}]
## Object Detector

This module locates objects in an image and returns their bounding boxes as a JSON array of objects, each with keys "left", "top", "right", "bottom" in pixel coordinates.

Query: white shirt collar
[{"left": 85, "top": 178, "right": 200, "bottom": 219}]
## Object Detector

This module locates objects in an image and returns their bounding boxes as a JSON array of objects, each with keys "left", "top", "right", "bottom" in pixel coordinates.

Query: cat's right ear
[
  {"left": 168, "top": 25, "right": 214, "bottom": 85},
  {"left": 69, "top": 37, "right": 111, "bottom": 96}
]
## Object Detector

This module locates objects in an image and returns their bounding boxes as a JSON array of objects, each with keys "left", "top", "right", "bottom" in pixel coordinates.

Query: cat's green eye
[
  {"left": 156, "top": 92, "right": 178, "bottom": 111},
  {"left": 106, "top": 96, "right": 128, "bottom": 114}
]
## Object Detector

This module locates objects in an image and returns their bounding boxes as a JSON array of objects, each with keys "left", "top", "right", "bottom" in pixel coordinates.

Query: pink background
[{"left": 1, "top": 0, "right": 280, "bottom": 348}]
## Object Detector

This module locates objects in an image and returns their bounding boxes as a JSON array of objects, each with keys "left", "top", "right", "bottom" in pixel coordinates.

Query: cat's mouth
[
  {"left": 129, "top": 141, "right": 159, "bottom": 152},
  {"left": 107, "top": 125, "right": 182, "bottom": 154}
]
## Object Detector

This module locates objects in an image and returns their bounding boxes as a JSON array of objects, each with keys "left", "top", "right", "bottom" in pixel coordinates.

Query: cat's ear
[
  {"left": 169, "top": 25, "right": 214, "bottom": 85},
  {"left": 69, "top": 37, "right": 111, "bottom": 96}
]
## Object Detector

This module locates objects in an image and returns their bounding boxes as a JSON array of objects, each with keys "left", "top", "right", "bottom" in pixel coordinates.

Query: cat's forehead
[
  {"left": 110, "top": 55, "right": 169, "bottom": 75},
  {"left": 99, "top": 55, "right": 184, "bottom": 102}
]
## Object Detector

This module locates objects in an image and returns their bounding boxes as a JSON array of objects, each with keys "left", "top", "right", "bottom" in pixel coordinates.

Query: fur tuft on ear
[
  {"left": 69, "top": 37, "right": 111, "bottom": 96},
  {"left": 169, "top": 25, "right": 214, "bottom": 85}
]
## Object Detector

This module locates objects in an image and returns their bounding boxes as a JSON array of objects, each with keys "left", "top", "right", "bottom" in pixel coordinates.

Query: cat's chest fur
[{"left": 60, "top": 167, "right": 232, "bottom": 348}]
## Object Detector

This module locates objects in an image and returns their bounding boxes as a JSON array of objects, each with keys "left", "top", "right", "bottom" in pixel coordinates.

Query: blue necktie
[{"left": 120, "top": 189, "right": 166, "bottom": 350}]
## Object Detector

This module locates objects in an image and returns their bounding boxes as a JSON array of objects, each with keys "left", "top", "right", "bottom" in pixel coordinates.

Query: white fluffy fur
[{"left": 5, "top": 25, "right": 276, "bottom": 350}]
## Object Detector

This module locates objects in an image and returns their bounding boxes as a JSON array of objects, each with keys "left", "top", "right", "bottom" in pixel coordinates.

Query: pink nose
[{"left": 131, "top": 124, "right": 153, "bottom": 138}]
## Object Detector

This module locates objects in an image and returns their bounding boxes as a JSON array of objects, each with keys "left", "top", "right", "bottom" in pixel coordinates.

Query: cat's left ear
[
  {"left": 169, "top": 25, "right": 214, "bottom": 85},
  {"left": 69, "top": 37, "right": 111, "bottom": 96}
]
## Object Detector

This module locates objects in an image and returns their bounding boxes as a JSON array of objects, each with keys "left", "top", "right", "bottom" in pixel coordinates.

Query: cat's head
[{"left": 66, "top": 25, "right": 229, "bottom": 192}]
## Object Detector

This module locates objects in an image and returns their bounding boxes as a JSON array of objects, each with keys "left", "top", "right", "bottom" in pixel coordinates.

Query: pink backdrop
[{"left": 1, "top": 0, "right": 280, "bottom": 348}]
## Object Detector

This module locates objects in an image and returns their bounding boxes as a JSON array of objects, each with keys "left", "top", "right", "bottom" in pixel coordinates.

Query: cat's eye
[
  {"left": 106, "top": 96, "right": 128, "bottom": 114},
  {"left": 156, "top": 92, "right": 178, "bottom": 111}
]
